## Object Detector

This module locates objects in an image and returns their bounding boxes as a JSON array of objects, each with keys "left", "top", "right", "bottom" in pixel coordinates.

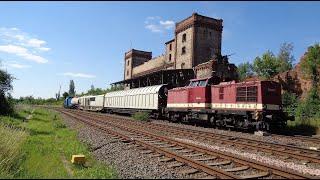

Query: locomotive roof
[{"left": 212, "top": 80, "right": 278, "bottom": 87}]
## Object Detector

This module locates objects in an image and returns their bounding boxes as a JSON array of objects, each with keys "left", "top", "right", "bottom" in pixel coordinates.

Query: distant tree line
[{"left": 17, "top": 80, "right": 124, "bottom": 105}]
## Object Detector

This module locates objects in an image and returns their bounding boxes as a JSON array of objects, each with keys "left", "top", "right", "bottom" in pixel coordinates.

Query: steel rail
[{"left": 58, "top": 109, "right": 315, "bottom": 179}]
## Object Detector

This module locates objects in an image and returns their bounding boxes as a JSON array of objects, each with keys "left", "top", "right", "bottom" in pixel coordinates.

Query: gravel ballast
[
  {"left": 58, "top": 111, "right": 320, "bottom": 179},
  {"left": 174, "top": 137, "right": 320, "bottom": 177},
  {"left": 60, "top": 113, "right": 205, "bottom": 179}
]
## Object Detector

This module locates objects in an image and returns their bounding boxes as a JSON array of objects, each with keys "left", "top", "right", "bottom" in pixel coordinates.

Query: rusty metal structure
[{"left": 112, "top": 69, "right": 195, "bottom": 89}]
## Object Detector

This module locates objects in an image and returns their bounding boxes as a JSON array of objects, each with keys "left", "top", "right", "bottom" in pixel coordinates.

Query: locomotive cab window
[
  {"left": 90, "top": 97, "right": 95, "bottom": 101},
  {"left": 198, "top": 80, "right": 207, "bottom": 87},
  {"left": 189, "top": 80, "right": 207, "bottom": 87},
  {"left": 189, "top": 81, "right": 199, "bottom": 87}
]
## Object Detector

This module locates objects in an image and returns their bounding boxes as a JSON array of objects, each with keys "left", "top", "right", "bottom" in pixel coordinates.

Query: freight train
[{"left": 64, "top": 77, "right": 294, "bottom": 131}]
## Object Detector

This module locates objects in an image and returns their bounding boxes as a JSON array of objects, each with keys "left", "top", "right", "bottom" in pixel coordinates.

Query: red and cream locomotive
[{"left": 166, "top": 77, "right": 293, "bottom": 131}]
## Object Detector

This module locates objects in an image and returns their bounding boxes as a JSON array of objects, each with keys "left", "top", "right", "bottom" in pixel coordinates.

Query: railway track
[
  {"left": 67, "top": 108, "right": 320, "bottom": 166},
  {"left": 273, "top": 134, "right": 320, "bottom": 145},
  {"left": 56, "top": 108, "right": 316, "bottom": 179}
]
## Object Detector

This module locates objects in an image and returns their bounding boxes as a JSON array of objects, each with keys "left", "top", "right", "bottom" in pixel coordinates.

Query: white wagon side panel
[
  {"left": 104, "top": 85, "right": 164, "bottom": 110},
  {"left": 90, "top": 95, "right": 104, "bottom": 108}
]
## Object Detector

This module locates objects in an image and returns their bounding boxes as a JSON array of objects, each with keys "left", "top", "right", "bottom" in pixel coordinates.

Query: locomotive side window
[
  {"left": 90, "top": 97, "right": 95, "bottom": 101},
  {"left": 247, "top": 86, "right": 257, "bottom": 102},
  {"left": 236, "top": 86, "right": 257, "bottom": 102},
  {"left": 219, "top": 87, "right": 224, "bottom": 99},
  {"left": 236, "top": 87, "right": 247, "bottom": 102}
]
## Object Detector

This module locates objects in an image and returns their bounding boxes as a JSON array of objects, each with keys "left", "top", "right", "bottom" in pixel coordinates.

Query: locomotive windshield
[
  {"left": 189, "top": 80, "right": 207, "bottom": 87},
  {"left": 198, "top": 80, "right": 207, "bottom": 86}
]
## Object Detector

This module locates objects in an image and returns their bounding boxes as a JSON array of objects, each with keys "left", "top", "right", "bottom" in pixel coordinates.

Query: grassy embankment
[
  {"left": 0, "top": 105, "right": 117, "bottom": 178},
  {"left": 286, "top": 118, "right": 320, "bottom": 135}
]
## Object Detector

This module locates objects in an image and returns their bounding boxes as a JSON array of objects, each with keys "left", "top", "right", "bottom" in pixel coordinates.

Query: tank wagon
[
  {"left": 69, "top": 78, "right": 293, "bottom": 131},
  {"left": 63, "top": 97, "right": 79, "bottom": 109}
]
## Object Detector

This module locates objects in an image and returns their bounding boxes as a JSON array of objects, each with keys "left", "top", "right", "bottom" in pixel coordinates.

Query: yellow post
[{"left": 71, "top": 154, "right": 86, "bottom": 165}]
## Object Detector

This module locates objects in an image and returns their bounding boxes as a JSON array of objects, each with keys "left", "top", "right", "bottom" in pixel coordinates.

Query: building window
[
  {"left": 169, "top": 44, "right": 172, "bottom": 51},
  {"left": 181, "top": 63, "right": 185, "bottom": 69},
  {"left": 182, "top": 33, "right": 186, "bottom": 42},
  {"left": 209, "top": 31, "right": 212, "bottom": 37},
  {"left": 169, "top": 54, "right": 172, "bottom": 61},
  {"left": 127, "top": 60, "right": 130, "bottom": 66},
  {"left": 126, "top": 70, "right": 129, "bottom": 76},
  {"left": 181, "top": 46, "right": 186, "bottom": 55}
]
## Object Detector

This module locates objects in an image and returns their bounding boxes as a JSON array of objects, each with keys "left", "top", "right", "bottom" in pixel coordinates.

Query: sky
[{"left": 0, "top": 2, "right": 319, "bottom": 99}]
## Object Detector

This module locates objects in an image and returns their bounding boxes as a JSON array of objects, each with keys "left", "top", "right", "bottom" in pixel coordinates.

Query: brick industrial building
[{"left": 113, "top": 13, "right": 238, "bottom": 89}]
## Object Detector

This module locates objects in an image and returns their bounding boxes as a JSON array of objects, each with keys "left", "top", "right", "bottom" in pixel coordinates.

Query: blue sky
[{"left": 0, "top": 2, "right": 319, "bottom": 98}]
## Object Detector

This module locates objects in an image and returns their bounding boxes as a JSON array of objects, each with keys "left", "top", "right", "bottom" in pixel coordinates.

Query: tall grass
[
  {"left": 0, "top": 107, "right": 117, "bottom": 178},
  {"left": 0, "top": 124, "right": 27, "bottom": 178}
]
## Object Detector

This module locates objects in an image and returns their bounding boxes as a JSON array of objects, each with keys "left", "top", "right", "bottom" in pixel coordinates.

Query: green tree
[
  {"left": 296, "top": 44, "right": 320, "bottom": 120},
  {"left": 295, "top": 87, "right": 320, "bottom": 120},
  {"left": 282, "top": 91, "right": 298, "bottom": 117},
  {"left": 0, "top": 65, "right": 14, "bottom": 115},
  {"left": 277, "top": 42, "right": 294, "bottom": 73},
  {"left": 252, "top": 51, "right": 280, "bottom": 79},
  {"left": 62, "top": 92, "right": 69, "bottom": 99},
  {"left": 237, "top": 62, "right": 254, "bottom": 81},
  {"left": 301, "top": 43, "right": 320, "bottom": 88},
  {"left": 69, "top": 80, "right": 75, "bottom": 97}
]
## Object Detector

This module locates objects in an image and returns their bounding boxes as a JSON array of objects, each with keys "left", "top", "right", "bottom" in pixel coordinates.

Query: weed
[{"left": 132, "top": 111, "right": 150, "bottom": 122}]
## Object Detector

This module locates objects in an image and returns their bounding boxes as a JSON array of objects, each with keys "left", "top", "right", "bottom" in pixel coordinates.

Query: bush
[
  {"left": 0, "top": 93, "right": 15, "bottom": 115},
  {"left": 295, "top": 88, "right": 320, "bottom": 120},
  {"left": 287, "top": 118, "right": 320, "bottom": 135},
  {"left": 282, "top": 91, "right": 298, "bottom": 117},
  {"left": 132, "top": 112, "right": 150, "bottom": 122}
]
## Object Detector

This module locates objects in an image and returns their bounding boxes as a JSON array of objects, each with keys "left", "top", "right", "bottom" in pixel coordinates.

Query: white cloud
[
  {"left": 6, "top": 62, "right": 31, "bottom": 69},
  {"left": 0, "top": 44, "right": 48, "bottom": 63},
  {"left": 27, "top": 38, "right": 46, "bottom": 48},
  {"left": 159, "top": 20, "right": 175, "bottom": 30},
  {"left": 145, "top": 24, "right": 162, "bottom": 33},
  {"left": 0, "top": 27, "right": 50, "bottom": 53},
  {"left": 144, "top": 16, "right": 175, "bottom": 33},
  {"left": 60, "top": 72, "right": 96, "bottom": 79},
  {"left": 38, "top": 47, "right": 51, "bottom": 52}
]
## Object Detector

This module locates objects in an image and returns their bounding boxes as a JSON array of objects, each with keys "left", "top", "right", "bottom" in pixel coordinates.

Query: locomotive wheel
[
  {"left": 256, "top": 121, "right": 270, "bottom": 131},
  {"left": 169, "top": 113, "right": 179, "bottom": 122}
]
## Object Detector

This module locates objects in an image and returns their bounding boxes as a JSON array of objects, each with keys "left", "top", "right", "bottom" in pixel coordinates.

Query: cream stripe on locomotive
[
  {"left": 211, "top": 103, "right": 263, "bottom": 110},
  {"left": 167, "top": 103, "right": 210, "bottom": 108},
  {"left": 167, "top": 103, "right": 280, "bottom": 110}
]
